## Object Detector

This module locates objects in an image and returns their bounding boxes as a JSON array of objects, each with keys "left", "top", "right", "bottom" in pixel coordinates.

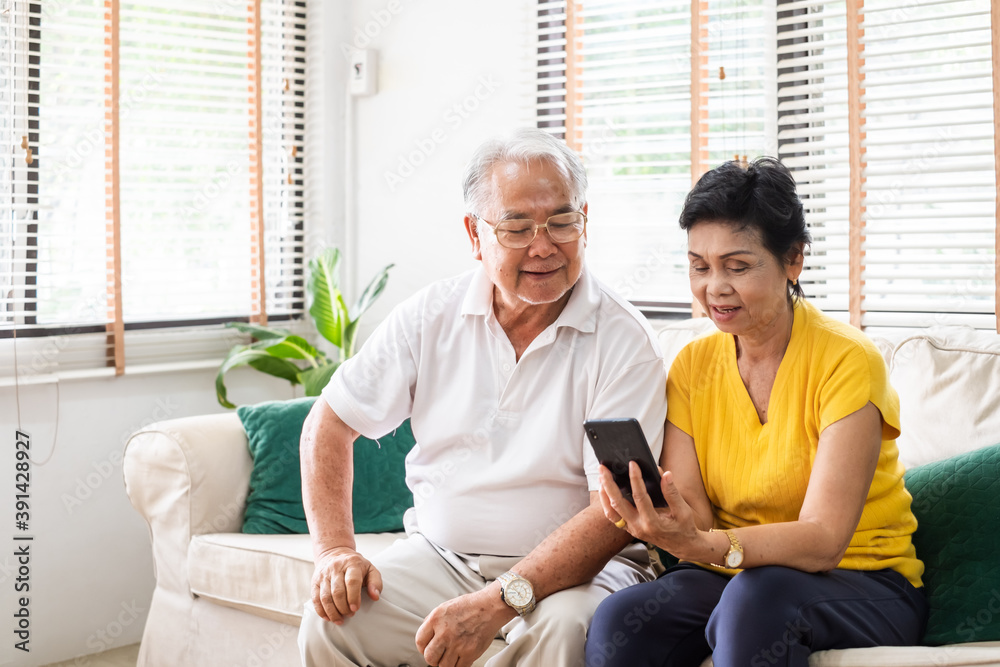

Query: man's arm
[
  {"left": 503, "top": 491, "right": 633, "bottom": 598},
  {"left": 414, "top": 492, "right": 632, "bottom": 667},
  {"left": 300, "top": 399, "right": 384, "bottom": 623}
]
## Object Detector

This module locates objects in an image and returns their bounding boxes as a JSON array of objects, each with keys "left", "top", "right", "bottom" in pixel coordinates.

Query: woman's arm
[
  {"left": 661, "top": 422, "right": 713, "bottom": 530},
  {"left": 603, "top": 402, "right": 883, "bottom": 572},
  {"left": 741, "top": 400, "right": 883, "bottom": 571}
]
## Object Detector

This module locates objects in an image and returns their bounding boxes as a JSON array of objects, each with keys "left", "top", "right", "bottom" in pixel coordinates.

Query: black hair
[{"left": 679, "top": 157, "right": 811, "bottom": 299}]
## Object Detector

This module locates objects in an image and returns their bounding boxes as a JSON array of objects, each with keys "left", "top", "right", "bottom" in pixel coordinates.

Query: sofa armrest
[{"left": 124, "top": 413, "right": 252, "bottom": 593}]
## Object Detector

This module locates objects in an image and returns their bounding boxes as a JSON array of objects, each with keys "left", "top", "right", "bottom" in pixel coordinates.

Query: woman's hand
[{"left": 599, "top": 463, "right": 704, "bottom": 559}]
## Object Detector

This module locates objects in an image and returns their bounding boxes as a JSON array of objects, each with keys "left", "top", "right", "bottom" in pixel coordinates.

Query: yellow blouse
[{"left": 666, "top": 299, "right": 924, "bottom": 587}]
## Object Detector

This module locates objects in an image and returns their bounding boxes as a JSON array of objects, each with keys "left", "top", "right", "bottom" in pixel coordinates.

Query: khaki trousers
[{"left": 298, "top": 533, "right": 653, "bottom": 667}]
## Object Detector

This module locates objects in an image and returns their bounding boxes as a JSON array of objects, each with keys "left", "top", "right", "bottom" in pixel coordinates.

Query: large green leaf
[
  {"left": 216, "top": 246, "right": 394, "bottom": 408},
  {"left": 342, "top": 320, "right": 360, "bottom": 359},
  {"left": 338, "top": 263, "right": 395, "bottom": 359},
  {"left": 297, "top": 362, "right": 340, "bottom": 397},
  {"left": 215, "top": 346, "right": 304, "bottom": 408},
  {"left": 352, "top": 263, "right": 395, "bottom": 320},
  {"left": 308, "top": 248, "right": 350, "bottom": 349},
  {"left": 225, "top": 321, "right": 290, "bottom": 341},
  {"left": 257, "top": 334, "right": 321, "bottom": 364}
]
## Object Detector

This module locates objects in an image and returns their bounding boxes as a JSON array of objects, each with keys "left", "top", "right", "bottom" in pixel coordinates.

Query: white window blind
[
  {"left": 701, "top": 0, "right": 772, "bottom": 166},
  {"left": 777, "top": 0, "right": 997, "bottom": 332},
  {"left": 120, "top": 2, "right": 254, "bottom": 322},
  {"left": 260, "top": 0, "right": 306, "bottom": 319},
  {"left": 0, "top": 0, "right": 306, "bottom": 379},
  {"left": 860, "top": 0, "right": 995, "bottom": 331},
  {"left": 777, "top": 0, "right": 852, "bottom": 316},
  {"left": 534, "top": 0, "right": 770, "bottom": 311},
  {"left": 2, "top": 1, "right": 108, "bottom": 336}
]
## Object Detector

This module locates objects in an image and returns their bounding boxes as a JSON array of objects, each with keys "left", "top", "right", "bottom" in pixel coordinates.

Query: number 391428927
[{"left": 15, "top": 431, "right": 30, "bottom": 528}]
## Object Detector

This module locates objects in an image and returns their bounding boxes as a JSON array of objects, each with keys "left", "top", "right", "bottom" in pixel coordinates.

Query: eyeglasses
[{"left": 473, "top": 211, "right": 587, "bottom": 249}]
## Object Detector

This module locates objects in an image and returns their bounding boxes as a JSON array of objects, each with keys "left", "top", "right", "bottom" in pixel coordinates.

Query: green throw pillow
[
  {"left": 237, "top": 396, "right": 415, "bottom": 535},
  {"left": 904, "top": 442, "right": 1000, "bottom": 646}
]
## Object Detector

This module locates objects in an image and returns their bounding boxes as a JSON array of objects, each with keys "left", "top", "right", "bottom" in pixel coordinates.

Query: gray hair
[{"left": 462, "top": 128, "right": 588, "bottom": 217}]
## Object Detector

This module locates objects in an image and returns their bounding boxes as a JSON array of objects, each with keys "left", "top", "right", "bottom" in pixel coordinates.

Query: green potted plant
[{"left": 215, "top": 247, "right": 393, "bottom": 408}]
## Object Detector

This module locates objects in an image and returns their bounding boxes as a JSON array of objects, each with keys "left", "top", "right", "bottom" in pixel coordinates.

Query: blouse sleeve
[
  {"left": 817, "top": 340, "right": 901, "bottom": 441},
  {"left": 666, "top": 344, "right": 695, "bottom": 437}
]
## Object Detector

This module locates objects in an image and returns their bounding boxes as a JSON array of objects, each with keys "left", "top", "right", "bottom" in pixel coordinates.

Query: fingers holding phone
[
  {"left": 627, "top": 459, "right": 664, "bottom": 514},
  {"left": 602, "top": 461, "right": 702, "bottom": 557},
  {"left": 599, "top": 461, "right": 664, "bottom": 541},
  {"left": 597, "top": 467, "right": 628, "bottom": 528}
]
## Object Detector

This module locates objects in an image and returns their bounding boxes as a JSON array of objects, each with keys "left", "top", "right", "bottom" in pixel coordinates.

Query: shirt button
[{"left": 502, "top": 363, "right": 512, "bottom": 373}]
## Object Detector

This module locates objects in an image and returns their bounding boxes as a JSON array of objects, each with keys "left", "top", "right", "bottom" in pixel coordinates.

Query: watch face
[
  {"left": 505, "top": 578, "right": 533, "bottom": 606},
  {"left": 726, "top": 550, "right": 743, "bottom": 568}
]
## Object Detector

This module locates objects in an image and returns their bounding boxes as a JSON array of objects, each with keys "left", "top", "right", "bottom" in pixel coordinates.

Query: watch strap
[{"left": 709, "top": 528, "right": 743, "bottom": 568}]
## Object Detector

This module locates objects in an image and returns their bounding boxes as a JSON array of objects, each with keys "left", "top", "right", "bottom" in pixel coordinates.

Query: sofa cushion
[
  {"left": 655, "top": 316, "right": 717, "bottom": 371},
  {"left": 890, "top": 327, "right": 1000, "bottom": 469},
  {"left": 904, "top": 442, "right": 1000, "bottom": 646},
  {"left": 188, "top": 531, "right": 402, "bottom": 624},
  {"left": 698, "top": 642, "right": 1000, "bottom": 667},
  {"left": 237, "top": 396, "right": 415, "bottom": 534}
]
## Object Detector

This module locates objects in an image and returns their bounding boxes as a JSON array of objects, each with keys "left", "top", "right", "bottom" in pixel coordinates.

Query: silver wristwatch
[{"left": 497, "top": 571, "right": 536, "bottom": 616}]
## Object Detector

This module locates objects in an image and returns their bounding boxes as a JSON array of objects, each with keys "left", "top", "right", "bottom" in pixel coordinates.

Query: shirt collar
[
  {"left": 460, "top": 266, "right": 494, "bottom": 317},
  {"left": 554, "top": 267, "right": 599, "bottom": 333},
  {"left": 460, "top": 265, "right": 599, "bottom": 334}
]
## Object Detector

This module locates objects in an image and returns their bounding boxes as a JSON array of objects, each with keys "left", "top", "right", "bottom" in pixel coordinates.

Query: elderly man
[{"left": 298, "top": 128, "right": 667, "bottom": 667}]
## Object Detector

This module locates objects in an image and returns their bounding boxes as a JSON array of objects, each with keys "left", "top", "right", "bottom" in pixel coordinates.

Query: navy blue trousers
[{"left": 584, "top": 563, "right": 927, "bottom": 667}]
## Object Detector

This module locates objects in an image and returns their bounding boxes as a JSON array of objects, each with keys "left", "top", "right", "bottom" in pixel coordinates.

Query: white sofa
[{"left": 124, "top": 319, "right": 1000, "bottom": 667}]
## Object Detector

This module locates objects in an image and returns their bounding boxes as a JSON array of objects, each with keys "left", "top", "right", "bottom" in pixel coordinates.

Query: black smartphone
[{"left": 584, "top": 418, "right": 668, "bottom": 508}]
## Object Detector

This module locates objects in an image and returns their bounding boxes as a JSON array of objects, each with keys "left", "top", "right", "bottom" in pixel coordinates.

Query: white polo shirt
[{"left": 323, "top": 266, "right": 667, "bottom": 557}]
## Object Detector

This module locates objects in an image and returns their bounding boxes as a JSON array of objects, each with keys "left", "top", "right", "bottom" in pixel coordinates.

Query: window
[
  {"left": 534, "top": 0, "right": 770, "bottom": 313},
  {"left": 537, "top": 0, "right": 999, "bottom": 332},
  {"left": 777, "top": 0, "right": 996, "bottom": 333},
  {"left": 0, "top": 0, "right": 306, "bottom": 379}
]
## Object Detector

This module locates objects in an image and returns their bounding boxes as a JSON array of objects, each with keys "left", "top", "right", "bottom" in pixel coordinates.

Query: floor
[{"left": 42, "top": 644, "right": 139, "bottom": 667}]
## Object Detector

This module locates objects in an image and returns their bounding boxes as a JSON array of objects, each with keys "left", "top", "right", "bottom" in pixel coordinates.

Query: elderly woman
[{"left": 584, "top": 158, "right": 927, "bottom": 667}]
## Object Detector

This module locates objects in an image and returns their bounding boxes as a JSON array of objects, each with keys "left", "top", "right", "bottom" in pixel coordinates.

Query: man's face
[{"left": 464, "top": 159, "right": 587, "bottom": 314}]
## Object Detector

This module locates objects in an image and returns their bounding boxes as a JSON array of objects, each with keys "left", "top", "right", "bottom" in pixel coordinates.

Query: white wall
[
  {"left": 0, "top": 368, "right": 296, "bottom": 667},
  {"left": 0, "top": 1, "right": 533, "bottom": 665},
  {"left": 344, "top": 0, "right": 535, "bottom": 335}
]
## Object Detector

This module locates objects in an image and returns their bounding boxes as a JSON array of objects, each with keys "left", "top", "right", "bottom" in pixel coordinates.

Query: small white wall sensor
[{"left": 349, "top": 49, "right": 377, "bottom": 97}]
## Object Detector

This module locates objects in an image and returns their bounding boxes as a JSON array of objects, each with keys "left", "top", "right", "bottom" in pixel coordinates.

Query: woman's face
[{"left": 687, "top": 220, "right": 802, "bottom": 340}]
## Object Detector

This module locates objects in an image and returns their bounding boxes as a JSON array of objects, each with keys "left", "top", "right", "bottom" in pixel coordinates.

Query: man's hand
[
  {"left": 311, "top": 546, "right": 383, "bottom": 624},
  {"left": 414, "top": 586, "right": 513, "bottom": 667}
]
